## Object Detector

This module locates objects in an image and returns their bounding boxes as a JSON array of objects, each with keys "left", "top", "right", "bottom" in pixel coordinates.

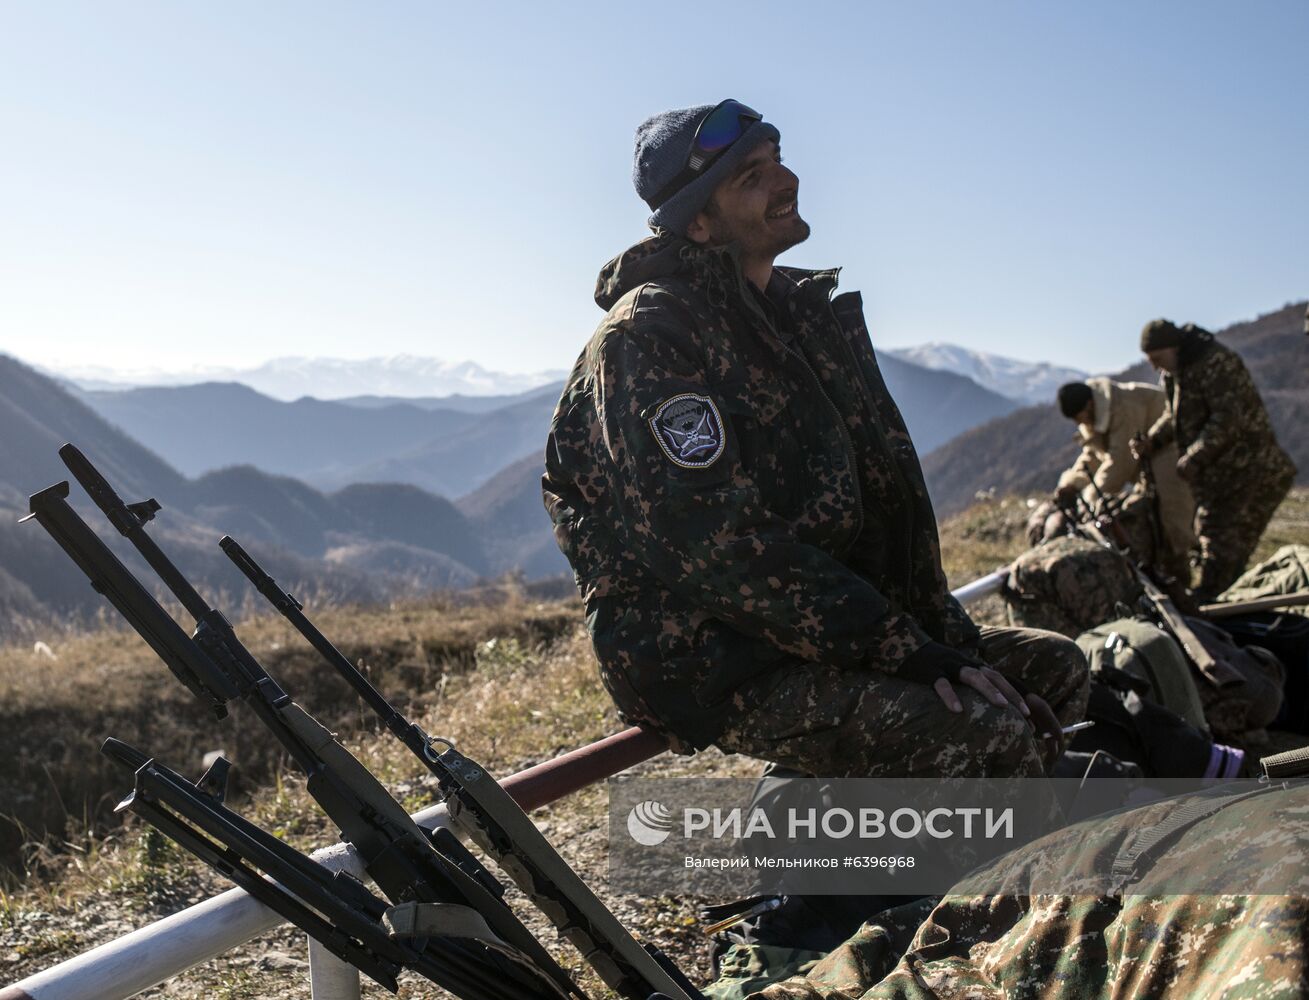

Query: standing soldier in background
[
  {"left": 1052, "top": 378, "right": 1195, "bottom": 582},
  {"left": 1133, "top": 318, "right": 1296, "bottom": 601}
]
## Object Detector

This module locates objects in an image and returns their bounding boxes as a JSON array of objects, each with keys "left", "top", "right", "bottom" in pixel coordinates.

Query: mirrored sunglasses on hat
[{"left": 651, "top": 99, "right": 763, "bottom": 209}]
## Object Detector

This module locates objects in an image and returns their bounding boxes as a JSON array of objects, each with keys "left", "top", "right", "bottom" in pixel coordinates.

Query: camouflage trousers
[
  {"left": 1194, "top": 466, "right": 1294, "bottom": 599},
  {"left": 715, "top": 626, "right": 1089, "bottom": 779}
]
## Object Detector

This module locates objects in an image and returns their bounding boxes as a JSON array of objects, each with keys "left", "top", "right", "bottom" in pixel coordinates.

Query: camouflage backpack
[
  {"left": 1076, "top": 617, "right": 1209, "bottom": 732},
  {"left": 1003, "top": 534, "right": 1142, "bottom": 637}
]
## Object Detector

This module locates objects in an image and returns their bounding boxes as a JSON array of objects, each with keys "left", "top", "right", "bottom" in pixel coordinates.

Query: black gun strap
[{"left": 1109, "top": 785, "right": 1269, "bottom": 891}]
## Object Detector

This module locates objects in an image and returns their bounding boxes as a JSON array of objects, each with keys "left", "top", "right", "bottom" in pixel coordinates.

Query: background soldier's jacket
[
  {"left": 542, "top": 233, "right": 978, "bottom": 749},
  {"left": 1055, "top": 377, "right": 1194, "bottom": 563},
  {"left": 1145, "top": 326, "right": 1296, "bottom": 497}
]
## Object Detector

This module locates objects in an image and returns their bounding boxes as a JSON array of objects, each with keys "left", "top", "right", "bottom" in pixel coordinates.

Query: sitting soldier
[{"left": 543, "top": 99, "right": 1089, "bottom": 780}]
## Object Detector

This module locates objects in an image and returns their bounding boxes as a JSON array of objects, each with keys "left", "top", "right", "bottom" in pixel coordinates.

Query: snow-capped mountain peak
[
  {"left": 47, "top": 355, "right": 566, "bottom": 401},
  {"left": 885, "top": 343, "right": 1087, "bottom": 405}
]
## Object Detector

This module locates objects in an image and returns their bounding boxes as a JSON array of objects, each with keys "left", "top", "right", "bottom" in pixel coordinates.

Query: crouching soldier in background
[
  {"left": 1133, "top": 318, "right": 1296, "bottom": 601},
  {"left": 1051, "top": 378, "right": 1195, "bottom": 582},
  {"left": 543, "top": 99, "right": 1089, "bottom": 781}
]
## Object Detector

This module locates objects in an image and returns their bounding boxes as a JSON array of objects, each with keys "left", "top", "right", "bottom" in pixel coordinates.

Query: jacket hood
[
  {"left": 593, "top": 232, "right": 839, "bottom": 314},
  {"left": 593, "top": 231, "right": 742, "bottom": 311},
  {"left": 1085, "top": 376, "right": 1114, "bottom": 437},
  {"left": 1178, "top": 325, "right": 1216, "bottom": 368}
]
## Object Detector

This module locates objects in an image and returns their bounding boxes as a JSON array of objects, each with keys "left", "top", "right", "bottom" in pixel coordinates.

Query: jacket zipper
[
  {"left": 825, "top": 305, "right": 923, "bottom": 602},
  {"left": 781, "top": 341, "right": 865, "bottom": 542},
  {"left": 732, "top": 267, "right": 864, "bottom": 544}
]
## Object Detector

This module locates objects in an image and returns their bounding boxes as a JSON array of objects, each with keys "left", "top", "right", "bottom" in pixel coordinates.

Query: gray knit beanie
[
  {"left": 633, "top": 102, "right": 780, "bottom": 236},
  {"left": 1140, "top": 318, "right": 1184, "bottom": 352}
]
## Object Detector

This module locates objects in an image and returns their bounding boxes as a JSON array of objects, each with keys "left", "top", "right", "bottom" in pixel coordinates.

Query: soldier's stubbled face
[{"left": 686, "top": 140, "right": 811, "bottom": 261}]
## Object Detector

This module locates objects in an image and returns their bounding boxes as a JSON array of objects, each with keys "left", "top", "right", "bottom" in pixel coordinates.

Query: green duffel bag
[
  {"left": 1220, "top": 544, "right": 1309, "bottom": 616},
  {"left": 1077, "top": 617, "right": 1209, "bottom": 734}
]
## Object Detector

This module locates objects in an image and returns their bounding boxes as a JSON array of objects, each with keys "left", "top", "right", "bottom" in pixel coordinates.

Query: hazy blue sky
[{"left": 2, "top": 1, "right": 1305, "bottom": 379}]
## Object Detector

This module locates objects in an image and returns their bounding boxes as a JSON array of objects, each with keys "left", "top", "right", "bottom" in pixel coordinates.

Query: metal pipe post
[{"left": 307, "top": 938, "right": 361, "bottom": 1000}]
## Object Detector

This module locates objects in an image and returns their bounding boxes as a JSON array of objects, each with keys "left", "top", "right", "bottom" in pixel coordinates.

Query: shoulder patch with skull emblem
[{"left": 648, "top": 393, "right": 726, "bottom": 469}]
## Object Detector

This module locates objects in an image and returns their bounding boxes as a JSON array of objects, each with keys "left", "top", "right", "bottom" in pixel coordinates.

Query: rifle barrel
[
  {"left": 1199, "top": 592, "right": 1309, "bottom": 618},
  {"left": 220, "top": 535, "right": 418, "bottom": 748}
]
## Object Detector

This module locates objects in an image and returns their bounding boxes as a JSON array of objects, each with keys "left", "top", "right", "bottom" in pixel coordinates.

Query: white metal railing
[{"left": 1, "top": 572, "right": 1009, "bottom": 1000}]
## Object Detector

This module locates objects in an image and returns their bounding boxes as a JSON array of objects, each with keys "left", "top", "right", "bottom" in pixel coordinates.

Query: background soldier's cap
[
  {"left": 1057, "top": 381, "right": 1093, "bottom": 419},
  {"left": 1140, "top": 318, "right": 1184, "bottom": 352},
  {"left": 633, "top": 101, "right": 780, "bottom": 236}
]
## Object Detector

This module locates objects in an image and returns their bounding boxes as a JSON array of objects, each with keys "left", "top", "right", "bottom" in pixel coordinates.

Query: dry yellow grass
[{"left": 0, "top": 582, "right": 579, "bottom": 882}]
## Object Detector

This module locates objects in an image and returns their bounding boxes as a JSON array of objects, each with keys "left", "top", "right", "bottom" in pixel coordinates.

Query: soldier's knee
[
  {"left": 1039, "top": 634, "right": 1090, "bottom": 724},
  {"left": 1011, "top": 629, "right": 1090, "bottom": 704},
  {"left": 966, "top": 704, "right": 1039, "bottom": 777},
  {"left": 1050, "top": 633, "right": 1089, "bottom": 692}
]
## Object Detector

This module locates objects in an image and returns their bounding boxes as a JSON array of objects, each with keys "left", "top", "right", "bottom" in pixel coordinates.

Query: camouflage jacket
[
  {"left": 1146, "top": 327, "right": 1296, "bottom": 499},
  {"left": 542, "top": 233, "right": 978, "bottom": 749}
]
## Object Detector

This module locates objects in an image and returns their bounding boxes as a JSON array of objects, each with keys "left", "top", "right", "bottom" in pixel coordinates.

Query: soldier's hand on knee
[
  {"left": 931, "top": 676, "right": 965, "bottom": 713},
  {"left": 957, "top": 665, "right": 1031, "bottom": 719}
]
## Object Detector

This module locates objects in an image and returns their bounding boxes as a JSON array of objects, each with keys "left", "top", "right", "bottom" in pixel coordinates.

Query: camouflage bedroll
[
  {"left": 1003, "top": 535, "right": 1142, "bottom": 638},
  {"left": 712, "top": 780, "right": 1309, "bottom": 999}
]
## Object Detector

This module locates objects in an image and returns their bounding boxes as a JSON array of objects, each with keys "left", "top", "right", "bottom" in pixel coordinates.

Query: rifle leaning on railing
[
  {"left": 24, "top": 444, "right": 702, "bottom": 1000},
  {"left": 220, "top": 535, "right": 701, "bottom": 1000}
]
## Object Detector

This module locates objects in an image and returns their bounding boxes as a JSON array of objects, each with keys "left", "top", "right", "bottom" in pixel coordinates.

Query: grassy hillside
[
  {"left": 0, "top": 583, "right": 578, "bottom": 879},
  {"left": 2, "top": 490, "right": 1305, "bottom": 997}
]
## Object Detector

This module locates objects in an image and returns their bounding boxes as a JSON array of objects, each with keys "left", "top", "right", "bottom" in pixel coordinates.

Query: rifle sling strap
[{"left": 1110, "top": 785, "right": 1268, "bottom": 891}]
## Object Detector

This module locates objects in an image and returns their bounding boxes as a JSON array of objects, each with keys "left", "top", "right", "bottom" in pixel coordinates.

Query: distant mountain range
[
  {"left": 923, "top": 302, "right": 1309, "bottom": 514},
  {"left": 887, "top": 343, "right": 1088, "bottom": 405},
  {"left": 75, "top": 381, "right": 564, "bottom": 497},
  {"left": 47, "top": 355, "right": 566, "bottom": 401},
  {"left": 0, "top": 356, "right": 503, "bottom": 639},
  {"left": 71, "top": 353, "right": 1018, "bottom": 501},
  {"left": 13, "top": 313, "right": 1292, "bottom": 634}
]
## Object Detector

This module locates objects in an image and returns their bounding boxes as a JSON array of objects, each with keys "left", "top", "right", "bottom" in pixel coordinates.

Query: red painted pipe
[{"left": 502, "top": 726, "right": 670, "bottom": 812}]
